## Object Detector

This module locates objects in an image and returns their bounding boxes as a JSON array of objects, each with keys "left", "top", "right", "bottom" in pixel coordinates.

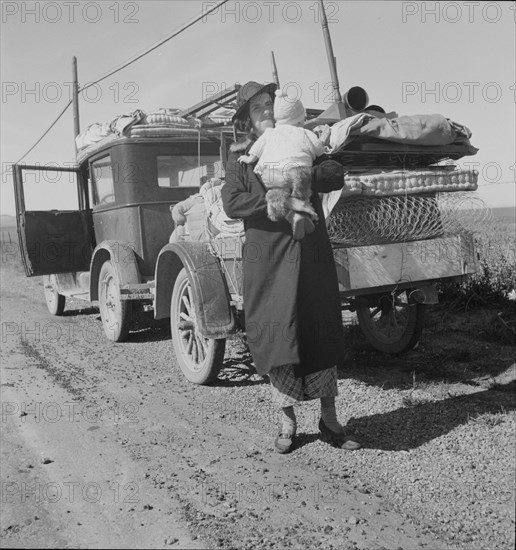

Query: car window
[
  {"left": 91, "top": 156, "right": 115, "bottom": 205},
  {"left": 18, "top": 166, "right": 81, "bottom": 211},
  {"left": 157, "top": 155, "right": 221, "bottom": 187}
]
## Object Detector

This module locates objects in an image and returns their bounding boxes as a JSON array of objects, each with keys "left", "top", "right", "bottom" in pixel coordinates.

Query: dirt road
[{"left": 1, "top": 256, "right": 514, "bottom": 549}]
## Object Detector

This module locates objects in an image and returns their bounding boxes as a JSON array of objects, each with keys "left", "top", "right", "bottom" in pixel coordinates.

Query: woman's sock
[
  {"left": 320, "top": 396, "right": 345, "bottom": 433},
  {"left": 280, "top": 406, "right": 297, "bottom": 436}
]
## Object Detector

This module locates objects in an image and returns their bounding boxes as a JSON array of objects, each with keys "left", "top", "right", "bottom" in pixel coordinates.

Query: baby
[{"left": 238, "top": 89, "right": 325, "bottom": 240}]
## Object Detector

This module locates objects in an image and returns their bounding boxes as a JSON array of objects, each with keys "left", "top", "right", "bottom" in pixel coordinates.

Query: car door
[{"left": 13, "top": 163, "right": 93, "bottom": 277}]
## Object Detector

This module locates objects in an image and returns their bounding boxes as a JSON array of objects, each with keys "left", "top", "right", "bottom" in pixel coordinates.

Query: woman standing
[{"left": 222, "top": 81, "right": 361, "bottom": 453}]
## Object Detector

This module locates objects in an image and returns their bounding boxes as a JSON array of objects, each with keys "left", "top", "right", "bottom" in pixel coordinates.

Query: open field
[{"left": 438, "top": 207, "right": 515, "bottom": 308}]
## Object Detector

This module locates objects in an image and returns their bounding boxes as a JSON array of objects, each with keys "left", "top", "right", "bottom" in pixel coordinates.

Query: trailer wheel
[
  {"left": 170, "top": 268, "right": 225, "bottom": 385},
  {"left": 43, "top": 274, "right": 65, "bottom": 316},
  {"left": 98, "top": 260, "right": 132, "bottom": 342},
  {"left": 356, "top": 290, "right": 425, "bottom": 354}
]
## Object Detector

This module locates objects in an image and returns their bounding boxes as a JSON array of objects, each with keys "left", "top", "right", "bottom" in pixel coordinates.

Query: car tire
[
  {"left": 356, "top": 290, "right": 425, "bottom": 354},
  {"left": 98, "top": 260, "right": 132, "bottom": 342},
  {"left": 43, "top": 274, "right": 66, "bottom": 316},
  {"left": 170, "top": 268, "right": 225, "bottom": 385}
]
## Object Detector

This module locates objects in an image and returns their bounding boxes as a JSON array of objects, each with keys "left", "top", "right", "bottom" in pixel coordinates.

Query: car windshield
[{"left": 157, "top": 154, "right": 222, "bottom": 187}]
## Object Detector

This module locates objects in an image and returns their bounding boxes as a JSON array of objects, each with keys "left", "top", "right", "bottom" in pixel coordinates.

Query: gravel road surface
[{"left": 1, "top": 258, "right": 514, "bottom": 549}]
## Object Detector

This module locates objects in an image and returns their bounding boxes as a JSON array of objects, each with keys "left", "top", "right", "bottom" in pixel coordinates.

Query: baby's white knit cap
[{"left": 274, "top": 89, "right": 306, "bottom": 126}]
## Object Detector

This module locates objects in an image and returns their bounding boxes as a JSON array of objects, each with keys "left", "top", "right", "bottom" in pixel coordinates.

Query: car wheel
[
  {"left": 356, "top": 290, "right": 425, "bottom": 354},
  {"left": 43, "top": 274, "right": 66, "bottom": 316},
  {"left": 170, "top": 268, "right": 225, "bottom": 385},
  {"left": 98, "top": 260, "right": 132, "bottom": 342}
]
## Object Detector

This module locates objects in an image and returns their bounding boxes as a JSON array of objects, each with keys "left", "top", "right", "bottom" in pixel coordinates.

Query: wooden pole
[
  {"left": 319, "top": 0, "right": 342, "bottom": 103},
  {"left": 72, "top": 56, "right": 80, "bottom": 155},
  {"left": 270, "top": 51, "right": 280, "bottom": 87}
]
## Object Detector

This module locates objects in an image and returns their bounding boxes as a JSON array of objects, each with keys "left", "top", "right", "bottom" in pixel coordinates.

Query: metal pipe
[
  {"left": 72, "top": 56, "right": 80, "bottom": 155},
  {"left": 319, "top": 0, "right": 342, "bottom": 103},
  {"left": 271, "top": 51, "right": 280, "bottom": 87}
]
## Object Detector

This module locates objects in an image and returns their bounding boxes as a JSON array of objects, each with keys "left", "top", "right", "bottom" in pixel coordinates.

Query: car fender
[
  {"left": 89, "top": 240, "right": 141, "bottom": 301},
  {"left": 154, "top": 241, "right": 235, "bottom": 338}
]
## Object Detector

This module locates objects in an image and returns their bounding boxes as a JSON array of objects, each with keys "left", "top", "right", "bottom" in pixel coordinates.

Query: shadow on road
[
  {"left": 62, "top": 306, "right": 99, "bottom": 317},
  {"left": 216, "top": 358, "right": 267, "bottom": 387},
  {"left": 348, "top": 383, "right": 516, "bottom": 451}
]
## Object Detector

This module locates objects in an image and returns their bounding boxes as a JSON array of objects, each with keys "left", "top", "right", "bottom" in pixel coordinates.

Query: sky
[{"left": 1, "top": 0, "right": 515, "bottom": 214}]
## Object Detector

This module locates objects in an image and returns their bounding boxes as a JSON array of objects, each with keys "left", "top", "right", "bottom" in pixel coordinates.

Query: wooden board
[{"left": 333, "top": 234, "right": 477, "bottom": 292}]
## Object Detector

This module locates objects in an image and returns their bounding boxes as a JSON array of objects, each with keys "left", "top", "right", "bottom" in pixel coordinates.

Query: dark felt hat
[{"left": 232, "top": 81, "right": 277, "bottom": 123}]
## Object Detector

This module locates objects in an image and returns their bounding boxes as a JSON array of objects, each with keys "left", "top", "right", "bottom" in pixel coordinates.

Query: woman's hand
[
  {"left": 314, "top": 124, "right": 331, "bottom": 146},
  {"left": 238, "top": 154, "right": 257, "bottom": 164}
]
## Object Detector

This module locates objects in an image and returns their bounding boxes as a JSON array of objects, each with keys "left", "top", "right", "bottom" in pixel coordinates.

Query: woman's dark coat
[{"left": 221, "top": 140, "right": 346, "bottom": 377}]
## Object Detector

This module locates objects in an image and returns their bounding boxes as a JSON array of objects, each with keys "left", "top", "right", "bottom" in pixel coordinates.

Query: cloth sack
[
  {"left": 109, "top": 109, "right": 146, "bottom": 136},
  {"left": 357, "top": 114, "right": 470, "bottom": 146},
  {"left": 75, "top": 122, "right": 111, "bottom": 150},
  {"left": 324, "top": 112, "right": 374, "bottom": 153}
]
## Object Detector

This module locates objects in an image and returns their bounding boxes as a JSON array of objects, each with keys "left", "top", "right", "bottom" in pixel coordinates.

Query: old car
[{"left": 13, "top": 84, "right": 478, "bottom": 385}]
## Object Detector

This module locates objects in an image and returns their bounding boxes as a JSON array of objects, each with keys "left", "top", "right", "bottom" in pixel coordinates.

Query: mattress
[{"left": 341, "top": 167, "right": 478, "bottom": 197}]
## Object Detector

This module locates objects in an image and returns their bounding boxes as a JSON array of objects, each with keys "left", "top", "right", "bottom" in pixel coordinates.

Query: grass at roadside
[
  {"left": 437, "top": 213, "right": 516, "bottom": 346},
  {"left": 439, "top": 214, "right": 515, "bottom": 303}
]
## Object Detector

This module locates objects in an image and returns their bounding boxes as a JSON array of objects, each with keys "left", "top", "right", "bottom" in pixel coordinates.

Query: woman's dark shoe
[
  {"left": 274, "top": 431, "right": 295, "bottom": 454},
  {"left": 319, "top": 418, "right": 362, "bottom": 450}
]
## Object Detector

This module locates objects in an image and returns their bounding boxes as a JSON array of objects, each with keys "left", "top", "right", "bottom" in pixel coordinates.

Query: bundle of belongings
[
  {"left": 169, "top": 178, "right": 244, "bottom": 243},
  {"left": 309, "top": 111, "right": 483, "bottom": 245},
  {"left": 312, "top": 112, "right": 479, "bottom": 206},
  {"left": 75, "top": 108, "right": 233, "bottom": 151},
  {"left": 317, "top": 112, "right": 476, "bottom": 153}
]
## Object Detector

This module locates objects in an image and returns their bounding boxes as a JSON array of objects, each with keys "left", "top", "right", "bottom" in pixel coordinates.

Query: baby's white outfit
[{"left": 249, "top": 125, "right": 324, "bottom": 187}]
